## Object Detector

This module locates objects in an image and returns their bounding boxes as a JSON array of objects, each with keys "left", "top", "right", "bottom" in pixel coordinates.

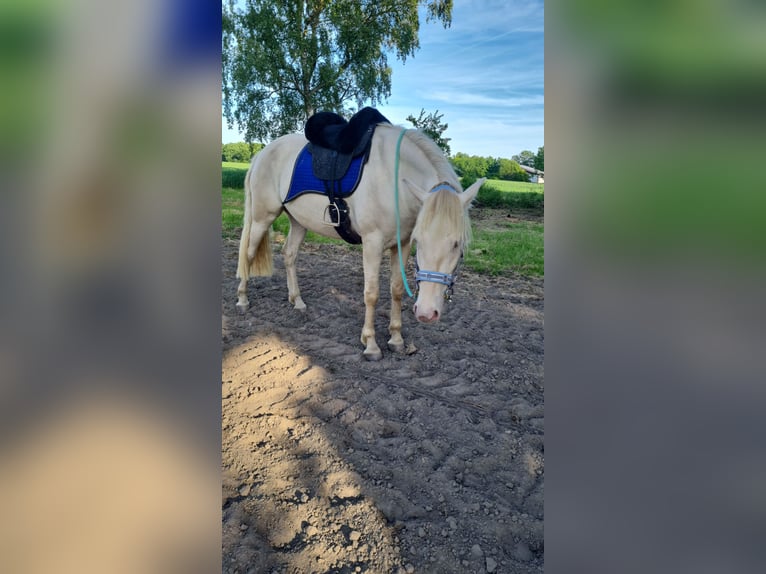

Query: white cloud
[{"left": 423, "top": 91, "right": 544, "bottom": 108}]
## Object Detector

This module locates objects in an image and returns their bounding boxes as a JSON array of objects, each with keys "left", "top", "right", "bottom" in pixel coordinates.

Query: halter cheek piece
[
  {"left": 413, "top": 182, "right": 464, "bottom": 302},
  {"left": 414, "top": 252, "right": 463, "bottom": 302}
]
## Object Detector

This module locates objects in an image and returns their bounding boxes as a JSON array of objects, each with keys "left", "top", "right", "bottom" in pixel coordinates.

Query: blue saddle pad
[{"left": 284, "top": 144, "right": 367, "bottom": 204}]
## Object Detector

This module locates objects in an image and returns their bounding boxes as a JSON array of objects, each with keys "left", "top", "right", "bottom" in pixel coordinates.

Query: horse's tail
[{"left": 237, "top": 163, "right": 274, "bottom": 279}]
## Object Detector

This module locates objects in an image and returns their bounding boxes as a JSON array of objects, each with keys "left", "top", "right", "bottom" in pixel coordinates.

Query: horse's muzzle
[{"left": 413, "top": 302, "right": 440, "bottom": 323}]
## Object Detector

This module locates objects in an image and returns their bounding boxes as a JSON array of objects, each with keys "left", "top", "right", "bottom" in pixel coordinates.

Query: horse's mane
[
  {"left": 399, "top": 129, "right": 472, "bottom": 247},
  {"left": 402, "top": 129, "right": 460, "bottom": 188}
]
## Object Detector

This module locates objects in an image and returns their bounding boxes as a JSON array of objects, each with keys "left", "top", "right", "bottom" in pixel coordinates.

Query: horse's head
[{"left": 405, "top": 178, "right": 485, "bottom": 323}]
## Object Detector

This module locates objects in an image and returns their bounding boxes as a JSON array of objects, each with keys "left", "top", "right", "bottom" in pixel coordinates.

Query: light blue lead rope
[{"left": 394, "top": 128, "right": 415, "bottom": 298}]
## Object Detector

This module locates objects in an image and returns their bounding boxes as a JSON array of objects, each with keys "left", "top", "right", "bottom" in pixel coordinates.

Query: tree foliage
[
  {"left": 223, "top": 0, "right": 453, "bottom": 143},
  {"left": 222, "top": 142, "right": 264, "bottom": 163},
  {"left": 534, "top": 145, "right": 544, "bottom": 171},
  {"left": 512, "top": 150, "right": 536, "bottom": 168},
  {"left": 452, "top": 153, "right": 491, "bottom": 180},
  {"left": 452, "top": 153, "right": 530, "bottom": 184},
  {"left": 406, "top": 108, "right": 451, "bottom": 156},
  {"left": 494, "top": 158, "right": 529, "bottom": 181}
]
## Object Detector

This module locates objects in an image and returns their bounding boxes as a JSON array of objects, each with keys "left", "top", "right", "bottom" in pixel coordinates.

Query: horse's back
[{"left": 250, "top": 133, "right": 306, "bottom": 175}]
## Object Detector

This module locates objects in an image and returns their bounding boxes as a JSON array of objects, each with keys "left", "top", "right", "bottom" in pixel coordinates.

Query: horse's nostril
[{"left": 433, "top": 309, "right": 439, "bottom": 320}]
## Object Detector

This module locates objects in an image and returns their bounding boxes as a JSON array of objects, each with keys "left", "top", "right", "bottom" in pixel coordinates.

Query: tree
[
  {"left": 512, "top": 150, "right": 536, "bottom": 168},
  {"left": 496, "top": 158, "right": 529, "bottom": 181},
  {"left": 406, "top": 108, "right": 451, "bottom": 156},
  {"left": 222, "top": 142, "right": 264, "bottom": 162},
  {"left": 223, "top": 0, "right": 453, "bottom": 143},
  {"left": 534, "top": 145, "right": 544, "bottom": 171},
  {"left": 451, "top": 153, "right": 491, "bottom": 180}
]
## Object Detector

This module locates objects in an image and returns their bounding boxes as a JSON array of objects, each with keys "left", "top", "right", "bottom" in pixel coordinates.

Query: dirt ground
[{"left": 222, "top": 209, "right": 544, "bottom": 574}]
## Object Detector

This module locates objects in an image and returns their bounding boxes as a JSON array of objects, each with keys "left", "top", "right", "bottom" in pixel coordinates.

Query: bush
[
  {"left": 460, "top": 173, "right": 477, "bottom": 190},
  {"left": 453, "top": 153, "right": 531, "bottom": 182}
]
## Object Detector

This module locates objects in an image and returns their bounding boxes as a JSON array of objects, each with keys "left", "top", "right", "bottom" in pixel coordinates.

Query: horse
[{"left": 235, "top": 122, "right": 485, "bottom": 360}]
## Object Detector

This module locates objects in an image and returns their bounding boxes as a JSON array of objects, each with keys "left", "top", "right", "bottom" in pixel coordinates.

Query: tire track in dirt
[{"left": 223, "top": 234, "right": 544, "bottom": 574}]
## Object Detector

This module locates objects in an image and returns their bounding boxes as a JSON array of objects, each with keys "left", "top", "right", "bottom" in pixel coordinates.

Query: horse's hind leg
[
  {"left": 236, "top": 218, "right": 275, "bottom": 313},
  {"left": 387, "top": 241, "right": 411, "bottom": 352},
  {"left": 283, "top": 213, "right": 307, "bottom": 310},
  {"left": 236, "top": 275, "right": 249, "bottom": 313}
]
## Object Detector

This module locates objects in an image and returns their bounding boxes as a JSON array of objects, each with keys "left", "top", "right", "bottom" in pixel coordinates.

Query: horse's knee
[{"left": 363, "top": 289, "right": 379, "bottom": 306}]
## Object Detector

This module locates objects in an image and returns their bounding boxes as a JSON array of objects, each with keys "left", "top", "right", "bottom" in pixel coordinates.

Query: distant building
[{"left": 519, "top": 164, "right": 544, "bottom": 183}]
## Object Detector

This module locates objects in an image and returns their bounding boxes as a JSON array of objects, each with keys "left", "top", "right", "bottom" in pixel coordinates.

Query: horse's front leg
[
  {"left": 360, "top": 237, "right": 383, "bottom": 361},
  {"left": 387, "top": 241, "right": 411, "bottom": 353}
]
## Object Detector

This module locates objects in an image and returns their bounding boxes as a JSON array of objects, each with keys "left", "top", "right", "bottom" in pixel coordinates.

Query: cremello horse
[{"left": 236, "top": 123, "right": 485, "bottom": 360}]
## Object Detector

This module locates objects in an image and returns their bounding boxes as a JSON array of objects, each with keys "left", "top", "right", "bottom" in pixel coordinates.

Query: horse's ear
[
  {"left": 460, "top": 178, "right": 486, "bottom": 208},
  {"left": 402, "top": 178, "right": 429, "bottom": 203}
]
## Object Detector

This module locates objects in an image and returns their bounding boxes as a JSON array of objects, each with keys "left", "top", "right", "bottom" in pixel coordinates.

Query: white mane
[{"left": 402, "top": 128, "right": 461, "bottom": 189}]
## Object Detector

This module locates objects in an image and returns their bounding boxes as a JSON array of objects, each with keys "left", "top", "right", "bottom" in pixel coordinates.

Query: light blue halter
[{"left": 394, "top": 129, "right": 463, "bottom": 301}]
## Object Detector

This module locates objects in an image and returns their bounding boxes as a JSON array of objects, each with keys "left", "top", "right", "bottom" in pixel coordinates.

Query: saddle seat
[{"left": 304, "top": 107, "right": 389, "bottom": 180}]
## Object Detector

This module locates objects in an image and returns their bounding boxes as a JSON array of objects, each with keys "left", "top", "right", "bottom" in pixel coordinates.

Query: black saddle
[
  {"left": 306, "top": 107, "right": 389, "bottom": 154},
  {"left": 304, "top": 107, "right": 390, "bottom": 181}
]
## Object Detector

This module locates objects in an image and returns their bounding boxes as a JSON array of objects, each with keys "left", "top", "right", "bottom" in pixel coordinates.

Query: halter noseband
[
  {"left": 413, "top": 182, "right": 464, "bottom": 301},
  {"left": 414, "top": 253, "right": 463, "bottom": 301}
]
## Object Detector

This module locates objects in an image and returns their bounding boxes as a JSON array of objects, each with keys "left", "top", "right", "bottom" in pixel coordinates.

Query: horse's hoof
[
  {"left": 235, "top": 302, "right": 248, "bottom": 315},
  {"left": 387, "top": 341, "right": 405, "bottom": 353},
  {"left": 363, "top": 349, "right": 383, "bottom": 361}
]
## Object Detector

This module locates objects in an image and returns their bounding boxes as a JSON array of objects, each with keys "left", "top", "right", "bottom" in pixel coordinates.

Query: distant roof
[{"left": 519, "top": 164, "right": 544, "bottom": 176}]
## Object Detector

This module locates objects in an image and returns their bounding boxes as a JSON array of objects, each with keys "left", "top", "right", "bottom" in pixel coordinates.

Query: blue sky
[{"left": 222, "top": 0, "right": 544, "bottom": 159}]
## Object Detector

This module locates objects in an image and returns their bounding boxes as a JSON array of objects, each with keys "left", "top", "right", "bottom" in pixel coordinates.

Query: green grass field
[
  {"left": 465, "top": 221, "right": 544, "bottom": 276},
  {"left": 223, "top": 166, "right": 543, "bottom": 277},
  {"left": 476, "top": 179, "right": 544, "bottom": 210},
  {"left": 484, "top": 179, "right": 544, "bottom": 193},
  {"left": 222, "top": 187, "right": 246, "bottom": 234},
  {"left": 222, "top": 163, "right": 249, "bottom": 189}
]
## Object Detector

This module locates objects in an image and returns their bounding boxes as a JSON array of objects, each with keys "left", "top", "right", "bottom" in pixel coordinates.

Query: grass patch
[
  {"left": 476, "top": 179, "right": 544, "bottom": 211},
  {"left": 223, "top": 164, "right": 249, "bottom": 189},
  {"left": 465, "top": 221, "right": 544, "bottom": 277},
  {"left": 484, "top": 179, "right": 544, "bottom": 193},
  {"left": 222, "top": 188, "right": 245, "bottom": 236}
]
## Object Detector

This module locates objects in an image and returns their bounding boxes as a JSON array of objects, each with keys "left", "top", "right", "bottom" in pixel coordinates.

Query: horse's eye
[{"left": 453, "top": 241, "right": 459, "bottom": 250}]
